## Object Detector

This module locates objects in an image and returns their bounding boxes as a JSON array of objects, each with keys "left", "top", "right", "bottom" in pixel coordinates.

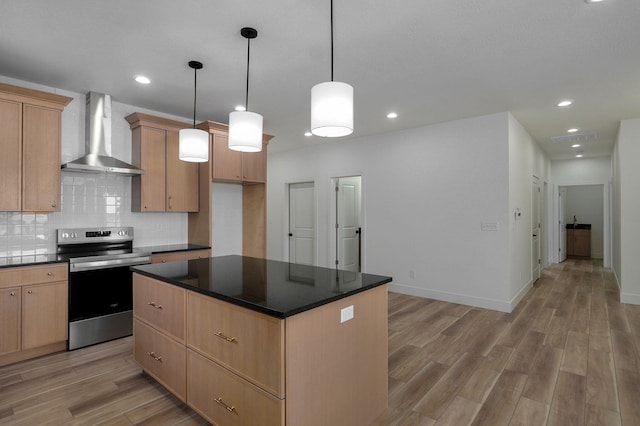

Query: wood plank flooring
[{"left": 0, "top": 259, "right": 638, "bottom": 425}]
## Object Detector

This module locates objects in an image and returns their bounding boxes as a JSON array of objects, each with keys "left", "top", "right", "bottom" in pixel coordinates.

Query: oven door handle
[{"left": 70, "top": 256, "right": 152, "bottom": 272}]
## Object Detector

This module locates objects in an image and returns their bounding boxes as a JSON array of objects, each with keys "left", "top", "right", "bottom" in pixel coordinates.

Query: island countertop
[{"left": 131, "top": 254, "right": 392, "bottom": 318}]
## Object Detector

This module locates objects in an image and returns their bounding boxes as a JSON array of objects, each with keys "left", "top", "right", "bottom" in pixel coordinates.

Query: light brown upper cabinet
[
  {"left": 0, "top": 83, "right": 72, "bottom": 212},
  {"left": 126, "top": 113, "right": 199, "bottom": 213},
  {"left": 210, "top": 132, "right": 268, "bottom": 184}
]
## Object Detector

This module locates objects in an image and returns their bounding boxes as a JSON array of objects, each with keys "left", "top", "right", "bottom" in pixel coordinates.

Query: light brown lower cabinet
[
  {"left": 134, "top": 319, "right": 187, "bottom": 401},
  {"left": 151, "top": 249, "right": 211, "bottom": 265},
  {"left": 133, "top": 273, "right": 387, "bottom": 426},
  {"left": 187, "top": 349, "right": 284, "bottom": 426},
  {"left": 0, "top": 263, "right": 68, "bottom": 366}
]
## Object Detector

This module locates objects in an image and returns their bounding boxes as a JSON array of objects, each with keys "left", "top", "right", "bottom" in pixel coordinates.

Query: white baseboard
[
  {"left": 388, "top": 283, "right": 513, "bottom": 313},
  {"left": 621, "top": 292, "right": 640, "bottom": 305}
]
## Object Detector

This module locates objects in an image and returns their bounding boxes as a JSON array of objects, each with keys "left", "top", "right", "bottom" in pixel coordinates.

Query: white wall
[
  {"left": 0, "top": 75, "right": 192, "bottom": 255},
  {"left": 268, "top": 112, "right": 515, "bottom": 311},
  {"left": 615, "top": 119, "right": 640, "bottom": 304},
  {"left": 564, "top": 185, "right": 604, "bottom": 259},
  {"left": 551, "top": 157, "right": 611, "bottom": 265},
  {"left": 211, "top": 183, "right": 243, "bottom": 256},
  {"left": 507, "top": 114, "right": 551, "bottom": 305}
]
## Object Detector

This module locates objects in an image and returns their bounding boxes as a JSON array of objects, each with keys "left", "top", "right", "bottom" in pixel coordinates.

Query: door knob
[{"left": 288, "top": 233, "right": 293, "bottom": 237}]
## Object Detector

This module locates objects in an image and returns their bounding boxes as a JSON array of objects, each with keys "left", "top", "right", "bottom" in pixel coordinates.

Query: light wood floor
[{"left": 1, "top": 259, "right": 638, "bottom": 425}]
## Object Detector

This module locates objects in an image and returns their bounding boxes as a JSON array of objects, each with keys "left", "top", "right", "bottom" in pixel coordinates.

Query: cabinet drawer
[
  {"left": 133, "top": 274, "right": 186, "bottom": 342},
  {"left": 151, "top": 249, "right": 210, "bottom": 264},
  {"left": 187, "top": 291, "right": 284, "bottom": 398},
  {"left": 134, "top": 319, "right": 186, "bottom": 401},
  {"left": 0, "top": 263, "right": 68, "bottom": 288},
  {"left": 187, "top": 349, "right": 283, "bottom": 426}
]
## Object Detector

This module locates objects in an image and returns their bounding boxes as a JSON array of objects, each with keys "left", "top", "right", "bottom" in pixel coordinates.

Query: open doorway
[
  {"left": 330, "top": 176, "right": 363, "bottom": 272},
  {"left": 558, "top": 184, "right": 605, "bottom": 260}
]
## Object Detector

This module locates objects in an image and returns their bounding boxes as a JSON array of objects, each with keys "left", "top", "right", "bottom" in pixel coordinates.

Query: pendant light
[
  {"left": 311, "top": 0, "right": 353, "bottom": 137},
  {"left": 179, "top": 60, "right": 209, "bottom": 162},
  {"left": 228, "top": 27, "right": 263, "bottom": 152}
]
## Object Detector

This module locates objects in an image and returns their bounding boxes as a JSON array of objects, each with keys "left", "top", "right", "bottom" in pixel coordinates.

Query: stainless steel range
[{"left": 57, "top": 227, "right": 151, "bottom": 350}]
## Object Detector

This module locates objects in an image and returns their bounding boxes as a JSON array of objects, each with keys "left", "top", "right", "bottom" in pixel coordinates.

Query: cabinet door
[
  {"left": 187, "top": 349, "right": 284, "bottom": 426},
  {"left": 165, "top": 130, "right": 199, "bottom": 212},
  {"left": 0, "top": 287, "right": 21, "bottom": 356},
  {"left": 21, "top": 281, "right": 68, "bottom": 349},
  {"left": 0, "top": 99, "right": 22, "bottom": 211},
  {"left": 212, "top": 134, "right": 242, "bottom": 182},
  {"left": 187, "top": 291, "right": 284, "bottom": 398},
  {"left": 22, "top": 105, "right": 61, "bottom": 212},
  {"left": 133, "top": 274, "right": 186, "bottom": 342},
  {"left": 134, "top": 319, "right": 187, "bottom": 401},
  {"left": 241, "top": 147, "right": 266, "bottom": 183},
  {"left": 139, "top": 127, "right": 166, "bottom": 211}
]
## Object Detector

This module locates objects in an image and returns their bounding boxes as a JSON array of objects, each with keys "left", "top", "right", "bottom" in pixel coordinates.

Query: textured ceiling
[{"left": 1, "top": 0, "right": 638, "bottom": 158}]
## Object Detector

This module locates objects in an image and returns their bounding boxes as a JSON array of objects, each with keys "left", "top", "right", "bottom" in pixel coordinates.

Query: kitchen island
[{"left": 131, "top": 255, "right": 391, "bottom": 426}]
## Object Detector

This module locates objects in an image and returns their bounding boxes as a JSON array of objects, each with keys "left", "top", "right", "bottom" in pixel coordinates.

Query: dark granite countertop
[
  {"left": 0, "top": 254, "right": 67, "bottom": 269},
  {"left": 131, "top": 255, "right": 392, "bottom": 319},
  {"left": 134, "top": 243, "right": 210, "bottom": 255},
  {"left": 566, "top": 223, "right": 591, "bottom": 230}
]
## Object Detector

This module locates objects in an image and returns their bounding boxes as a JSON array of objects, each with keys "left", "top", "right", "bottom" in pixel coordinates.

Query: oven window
[{"left": 69, "top": 267, "right": 133, "bottom": 322}]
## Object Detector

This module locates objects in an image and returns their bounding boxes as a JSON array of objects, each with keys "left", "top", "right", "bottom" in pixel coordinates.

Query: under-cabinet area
[
  {"left": 566, "top": 224, "right": 591, "bottom": 259},
  {"left": 131, "top": 256, "right": 391, "bottom": 426}
]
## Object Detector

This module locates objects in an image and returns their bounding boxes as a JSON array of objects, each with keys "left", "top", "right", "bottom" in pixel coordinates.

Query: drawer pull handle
[
  {"left": 47, "top": 272, "right": 53, "bottom": 276},
  {"left": 214, "top": 332, "right": 237, "bottom": 343},
  {"left": 10, "top": 292, "right": 16, "bottom": 296},
  {"left": 147, "top": 351, "right": 162, "bottom": 362},
  {"left": 27, "top": 290, "right": 33, "bottom": 294},
  {"left": 214, "top": 397, "right": 237, "bottom": 414},
  {"left": 148, "top": 302, "right": 163, "bottom": 309}
]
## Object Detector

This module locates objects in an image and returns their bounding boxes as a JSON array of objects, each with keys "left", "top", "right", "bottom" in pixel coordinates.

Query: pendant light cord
[
  {"left": 192, "top": 66, "right": 197, "bottom": 128},
  {"left": 330, "top": 0, "right": 334, "bottom": 82},
  {"left": 245, "top": 37, "right": 251, "bottom": 111}
]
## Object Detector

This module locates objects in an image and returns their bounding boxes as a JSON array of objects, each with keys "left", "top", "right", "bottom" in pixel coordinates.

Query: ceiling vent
[{"left": 550, "top": 131, "right": 597, "bottom": 144}]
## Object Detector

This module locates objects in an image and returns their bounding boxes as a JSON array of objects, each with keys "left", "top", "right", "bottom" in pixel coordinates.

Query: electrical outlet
[
  {"left": 409, "top": 269, "right": 416, "bottom": 279},
  {"left": 341, "top": 305, "right": 354, "bottom": 323}
]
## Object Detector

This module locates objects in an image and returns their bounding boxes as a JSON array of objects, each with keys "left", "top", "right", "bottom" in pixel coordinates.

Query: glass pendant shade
[
  {"left": 311, "top": 81, "right": 354, "bottom": 137},
  {"left": 228, "top": 110, "right": 263, "bottom": 152},
  {"left": 179, "top": 128, "right": 209, "bottom": 162}
]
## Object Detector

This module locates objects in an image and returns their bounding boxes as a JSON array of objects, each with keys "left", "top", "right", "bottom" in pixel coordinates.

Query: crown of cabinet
[{"left": 0, "top": 82, "right": 73, "bottom": 110}]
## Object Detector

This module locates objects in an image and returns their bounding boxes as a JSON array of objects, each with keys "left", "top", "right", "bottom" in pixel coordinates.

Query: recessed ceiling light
[
  {"left": 576, "top": 154, "right": 584, "bottom": 158},
  {"left": 135, "top": 75, "right": 151, "bottom": 84},
  {"left": 235, "top": 105, "right": 246, "bottom": 111},
  {"left": 557, "top": 100, "right": 573, "bottom": 107},
  {"left": 585, "top": 0, "right": 605, "bottom": 3},
  {"left": 572, "top": 144, "right": 581, "bottom": 148},
  {"left": 304, "top": 131, "right": 312, "bottom": 137},
  {"left": 568, "top": 128, "right": 579, "bottom": 133},
  {"left": 386, "top": 112, "right": 398, "bottom": 119}
]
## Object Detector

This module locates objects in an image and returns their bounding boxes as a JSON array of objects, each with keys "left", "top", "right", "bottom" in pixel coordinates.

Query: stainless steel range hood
[{"left": 61, "top": 92, "right": 143, "bottom": 176}]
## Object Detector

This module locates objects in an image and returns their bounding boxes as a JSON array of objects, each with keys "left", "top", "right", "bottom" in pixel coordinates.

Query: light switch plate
[
  {"left": 481, "top": 222, "right": 499, "bottom": 231},
  {"left": 341, "top": 305, "right": 354, "bottom": 323}
]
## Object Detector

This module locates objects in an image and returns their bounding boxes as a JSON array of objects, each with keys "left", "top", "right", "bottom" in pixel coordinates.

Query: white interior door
[
  {"left": 289, "top": 182, "right": 315, "bottom": 265},
  {"left": 532, "top": 177, "right": 541, "bottom": 281},
  {"left": 336, "top": 176, "right": 361, "bottom": 272},
  {"left": 559, "top": 187, "right": 567, "bottom": 262}
]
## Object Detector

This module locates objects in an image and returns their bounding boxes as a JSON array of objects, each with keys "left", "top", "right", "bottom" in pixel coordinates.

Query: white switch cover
[
  {"left": 341, "top": 305, "right": 354, "bottom": 323},
  {"left": 481, "top": 222, "right": 499, "bottom": 231}
]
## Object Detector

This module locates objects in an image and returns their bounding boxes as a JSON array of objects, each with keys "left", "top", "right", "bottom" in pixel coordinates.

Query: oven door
[{"left": 69, "top": 265, "right": 134, "bottom": 322}]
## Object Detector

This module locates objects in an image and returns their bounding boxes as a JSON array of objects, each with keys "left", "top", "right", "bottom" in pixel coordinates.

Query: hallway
[{"left": 375, "top": 259, "right": 639, "bottom": 425}]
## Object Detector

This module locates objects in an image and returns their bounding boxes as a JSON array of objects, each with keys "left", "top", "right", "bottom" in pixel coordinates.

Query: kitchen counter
[
  {"left": 131, "top": 255, "right": 390, "bottom": 425},
  {"left": 131, "top": 254, "right": 392, "bottom": 318},
  {"left": 0, "top": 254, "right": 67, "bottom": 269},
  {"left": 134, "top": 243, "right": 210, "bottom": 255}
]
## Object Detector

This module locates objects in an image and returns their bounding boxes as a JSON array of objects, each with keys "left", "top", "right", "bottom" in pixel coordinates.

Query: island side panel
[{"left": 285, "top": 284, "right": 388, "bottom": 426}]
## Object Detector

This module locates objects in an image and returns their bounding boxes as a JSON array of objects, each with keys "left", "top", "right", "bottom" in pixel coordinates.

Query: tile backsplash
[{"left": 0, "top": 173, "right": 187, "bottom": 257}]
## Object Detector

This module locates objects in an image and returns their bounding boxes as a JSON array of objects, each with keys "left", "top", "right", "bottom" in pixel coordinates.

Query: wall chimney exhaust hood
[{"left": 61, "top": 92, "right": 143, "bottom": 176}]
